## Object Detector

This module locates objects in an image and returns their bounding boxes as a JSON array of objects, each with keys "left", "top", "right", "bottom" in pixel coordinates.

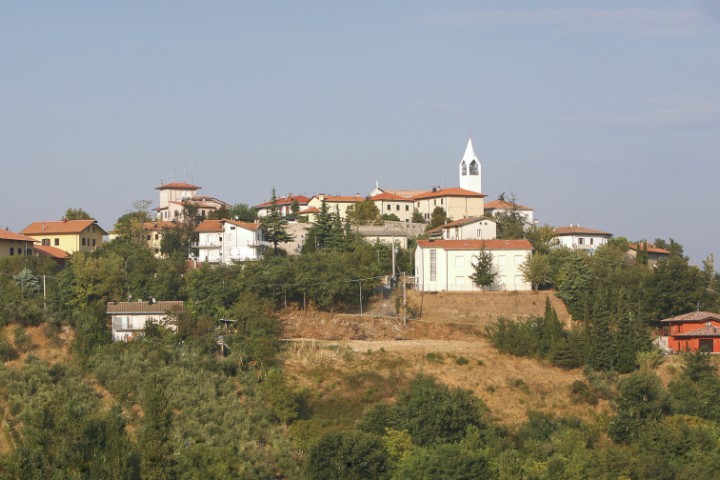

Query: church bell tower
[{"left": 459, "top": 138, "right": 481, "bottom": 193}]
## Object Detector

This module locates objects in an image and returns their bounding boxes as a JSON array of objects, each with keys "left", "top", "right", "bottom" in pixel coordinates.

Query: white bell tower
[{"left": 459, "top": 138, "right": 481, "bottom": 193}]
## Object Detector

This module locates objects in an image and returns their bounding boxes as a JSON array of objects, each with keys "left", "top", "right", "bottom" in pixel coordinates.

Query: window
[
  {"left": 54, "top": 238, "right": 59, "bottom": 246},
  {"left": 387, "top": 205, "right": 391, "bottom": 211},
  {"left": 430, "top": 250, "right": 437, "bottom": 281},
  {"left": 92, "top": 239, "right": 96, "bottom": 247},
  {"left": 590, "top": 238, "right": 594, "bottom": 245},
  {"left": 461, "top": 161, "right": 467, "bottom": 175},
  {"left": 147, "top": 235, "right": 151, "bottom": 241},
  {"left": 82, "top": 238, "right": 86, "bottom": 246},
  {"left": 469, "top": 160, "right": 479, "bottom": 175},
  {"left": 405, "top": 205, "right": 409, "bottom": 211},
  {"left": 42, "top": 239, "right": 50, "bottom": 246},
  {"left": 396, "top": 205, "right": 400, "bottom": 211},
  {"left": 9, "top": 248, "right": 14, "bottom": 256},
  {"left": 578, "top": 238, "right": 585, "bottom": 245},
  {"left": 155, "top": 234, "right": 159, "bottom": 240}
]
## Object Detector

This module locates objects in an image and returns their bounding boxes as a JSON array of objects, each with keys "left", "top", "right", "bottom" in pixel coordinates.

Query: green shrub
[{"left": 455, "top": 356, "right": 469, "bottom": 366}]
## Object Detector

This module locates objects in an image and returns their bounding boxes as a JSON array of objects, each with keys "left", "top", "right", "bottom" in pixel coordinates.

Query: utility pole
[
  {"left": 359, "top": 280, "right": 363, "bottom": 315},
  {"left": 402, "top": 272, "right": 407, "bottom": 326},
  {"left": 43, "top": 275, "right": 47, "bottom": 310}
]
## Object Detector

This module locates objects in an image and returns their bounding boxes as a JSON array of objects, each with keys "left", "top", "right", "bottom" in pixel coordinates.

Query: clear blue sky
[{"left": 1, "top": 1, "right": 718, "bottom": 265}]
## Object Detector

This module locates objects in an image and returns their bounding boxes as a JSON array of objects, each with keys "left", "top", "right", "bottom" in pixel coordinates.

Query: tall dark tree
[
  {"left": 493, "top": 193, "right": 526, "bottom": 240},
  {"left": 261, "top": 188, "right": 294, "bottom": 255},
  {"left": 427, "top": 206, "right": 448, "bottom": 230}
]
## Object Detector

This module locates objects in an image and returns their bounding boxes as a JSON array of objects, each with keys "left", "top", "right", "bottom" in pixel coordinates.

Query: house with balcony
[
  {"left": 107, "top": 300, "right": 184, "bottom": 341},
  {"left": 193, "top": 219, "right": 266, "bottom": 264},
  {"left": 21, "top": 219, "right": 106, "bottom": 254},
  {"left": 660, "top": 311, "right": 720, "bottom": 353},
  {"left": 255, "top": 195, "right": 311, "bottom": 218},
  {"left": 155, "top": 182, "right": 229, "bottom": 220}
]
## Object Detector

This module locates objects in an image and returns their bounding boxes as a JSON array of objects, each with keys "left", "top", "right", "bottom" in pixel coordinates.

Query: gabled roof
[
  {"left": 417, "top": 239, "right": 532, "bottom": 251},
  {"left": 674, "top": 325, "right": 720, "bottom": 337},
  {"left": 223, "top": 219, "right": 263, "bottom": 231},
  {"left": 660, "top": 311, "right": 720, "bottom": 323},
  {"left": 21, "top": 219, "right": 107, "bottom": 236},
  {"left": 297, "top": 207, "right": 320, "bottom": 214},
  {"left": 312, "top": 195, "right": 365, "bottom": 203},
  {"left": 426, "top": 216, "right": 496, "bottom": 234},
  {"left": 370, "top": 192, "right": 415, "bottom": 202},
  {"left": 156, "top": 182, "right": 201, "bottom": 190},
  {"left": 484, "top": 199, "right": 533, "bottom": 211},
  {"left": 34, "top": 244, "right": 70, "bottom": 259},
  {"left": 554, "top": 225, "right": 611, "bottom": 236},
  {"left": 0, "top": 229, "right": 38, "bottom": 243},
  {"left": 628, "top": 243, "right": 670, "bottom": 255},
  {"left": 194, "top": 219, "right": 223, "bottom": 233},
  {"left": 106, "top": 301, "right": 184, "bottom": 314},
  {"left": 383, "top": 189, "right": 428, "bottom": 198},
  {"left": 412, "top": 187, "right": 486, "bottom": 200},
  {"left": 255, "top": 195, "right": 311, "bottom": 209}
]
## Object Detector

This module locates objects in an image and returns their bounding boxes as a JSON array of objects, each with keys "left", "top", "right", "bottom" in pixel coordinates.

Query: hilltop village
[{"left": 2, "top": 139, "right": 720, "bottom": 478}]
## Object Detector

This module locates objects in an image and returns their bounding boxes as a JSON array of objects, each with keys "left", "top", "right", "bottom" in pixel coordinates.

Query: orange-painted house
[{"left": 661, "top": 311, "right": 720, "bottom": 353}]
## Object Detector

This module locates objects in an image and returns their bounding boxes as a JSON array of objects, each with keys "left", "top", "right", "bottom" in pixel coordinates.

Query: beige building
[
  {"left": 155, "top": 182, "right": 228, "bottom": 220},
  {"left": 307, "top": 194, "right": 364, "bottom": 220},
  {"left": 484, "top": 199, "right": 535, "bottom": 225},
  {"left": 554, "top": 225, "right": 612, "bottom": 251},
  {"left": 415, "top": 239, "right": 532, "bottom": 292},
  {"left": 413, "top": 188, "right": 486, "bottom": 222},
  {"left": 0, "top": 229, "right": 36, "bottom": 257},
  {"left": 21, "top": 219, "right": 106, "bottom": 254},
  {"left": 370, "top": 192, "right": 416, "bottom": 222}
]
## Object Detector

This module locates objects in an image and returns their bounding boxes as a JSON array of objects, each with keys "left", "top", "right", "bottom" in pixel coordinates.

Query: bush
[
  {"left": 307, "top": 430, "right": 387, "bottom": 480},
  {"left": 455, "top": 356, "right": 470, "bottom": 366},
  {"left": 569, "top": 380, "right": 598, "bottom": 405}
]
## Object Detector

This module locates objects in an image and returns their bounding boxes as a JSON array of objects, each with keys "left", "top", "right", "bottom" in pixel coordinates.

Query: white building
[
  {"left": 459, "top": 138, "right": 482, "bottom": 193},
  {"left": 415, "top": 239, "right": 532, "bottom": 292},
  {"left": 554, "top": 225, "right": 612, "bottom": 251},
  {"left": 107, "top": 300, "right": 184, "bottom": 341},
  {"left": 426, "top": 216, "right": 497, "bottom": 241},
  {"left": 194, "top": 219, "right": 266, "bottom": 264}
]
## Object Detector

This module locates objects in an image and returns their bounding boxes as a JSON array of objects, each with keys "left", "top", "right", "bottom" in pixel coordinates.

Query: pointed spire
[{"left": 462, "top": 137, "right": 477, "bottom": 163}]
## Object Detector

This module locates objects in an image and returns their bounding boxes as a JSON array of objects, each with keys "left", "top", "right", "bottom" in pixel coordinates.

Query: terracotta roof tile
[
  {"left": 412, "top": 188, "right": 486, "bottom": 200},
  {"left": 156, "top": 182, "right": 201, "bottom": 190},
  {"left": 675, "top": 325, "right": 720, "bottom": 337},
  {"left": 142, "top": 221, "right": 179, "bottom": 231},
  {"left": 255, "top": 195, "right": 311, "bottom": 208},
  {"left": 660, "top": 311, "right": 720, "bottom": 323},
  {"left": 370, "top": 192, "right": 415, "bottom": 201},
  {"left": 297, "top": 207, "right": 320, "bottom": 214},
  {"left": 223, "top": 219, "right": 263, "bottom": 231},
  {"left": 554, "top": 225, "right": 611, "bottom": 236},
  {"left": 34, "top": 245, "right": 70, "bottom": 259},
  {"left": 21, "top": 220, "right": 107, "bottom": 236},
  {"left": 194, "top": 220, "right": 223, "bottom": 233},
  {"left": 0, "top": 229, "right": 38, "bottom": 242},
  {"left": 427, "top": 216, "right": 495, "bottom": 234},
  {"left": 484, "top": 199, "right": 533, "bottom": 211},
  {"left": 417, "top": 239, "right": 532, "bottom": 251},
  {"left": 628, "top": 243, "right": 670, "bottom": 255},
  {"left": 106, "top": 301, "right": 184, "bottom": 314}
]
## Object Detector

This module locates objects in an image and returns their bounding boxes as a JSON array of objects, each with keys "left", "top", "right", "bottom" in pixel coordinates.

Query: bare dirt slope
[{"left": 279, "top": 290, "right": 607, "bottom": 427}]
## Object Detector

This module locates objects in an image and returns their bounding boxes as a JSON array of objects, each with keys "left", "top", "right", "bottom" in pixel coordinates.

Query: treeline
[{"left": 302, "top": 353, "right": 720, "bottom": 479}]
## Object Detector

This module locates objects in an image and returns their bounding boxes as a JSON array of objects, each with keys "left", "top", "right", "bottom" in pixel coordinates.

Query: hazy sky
[{"left": 1, "top": 1, "right": 718, "bottom": 265}]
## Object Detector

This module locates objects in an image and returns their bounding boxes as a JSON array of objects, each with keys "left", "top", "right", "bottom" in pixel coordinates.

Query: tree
[
  {"left": 64, "top": 207, "right": 92, "bottom": 220},
  {"left": 139, "top": 376, "right": 175, "bottom": 479},
  {"left": 427, "top": 207, "right": 448, "bottom": 230},
  {"left": 114, "top": 200, "right": 153, "bottom": 247},
  {"left": 525, "top": 224, "right": 558, "bottom": 255},
  {"left": 609, "top": 370, "right": 670, "bottom": 443},
  {"left": 382, "top": 213, "right": 400, "bottom": 222},
  {"left": 470, "top": 247, "right": 496, "bottom": 290},
  {"left": 261, "top": 188, "right": 294, "bottom": 254},
  {"left": 493, "top": 193, "right": 526, "bottom": 240},
  {"left": 520, "top": 254, "right": 552, "bottom": 291},
  {"left": 230, "top": 203, "right": 258, "bottom": 222},
  {"left": 345, "top": 199, "right": 381, "bottom": 226},
  {"left": 411, "top": 209, "right": 424, "bottom": 223},
  {"left": 307, "top": 431, "right": 387, "bottom": 480}
]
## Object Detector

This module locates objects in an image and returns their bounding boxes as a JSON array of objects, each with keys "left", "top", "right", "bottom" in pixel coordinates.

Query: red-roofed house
[
  {"left": 660, "top": 311, "right": 720, "bottom": 353},
  {"left": 307, "top": 194, "right": 364, "bottom": 220},
  {"left": 193, "top": 219, "right": 266, "bottom": 264},
  {"left": 412, "top": 188, "right": 486, "bottom": 222},
  {"left": 484, "top": 199, "right": 535, "bottom": 225},
  {"left": 370, "top": 192, "right": 416, "bottom": 222},
  {"left": 0, "top": 229, "right": 37, "bottom": 257},
  {"left": 426, "top": 216, "right": 497, "bottom": 241},
  {"left": 554, "top": 225, "right": 612, "bottom": 251},
  {"left": 21, "top": 219, "right": 106, "bottom": 254},
  {"left": 627, "top": 242, "right": 670, "bottom": 266},
  {"left": 415, "top": 239, "right": 532, "bottom": 292},
  {"left": 255, "top": 195, "right": 311, "bottom": 218},
  {"left": 155, "top": 182, "right": 229, "bottom": 220}
]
